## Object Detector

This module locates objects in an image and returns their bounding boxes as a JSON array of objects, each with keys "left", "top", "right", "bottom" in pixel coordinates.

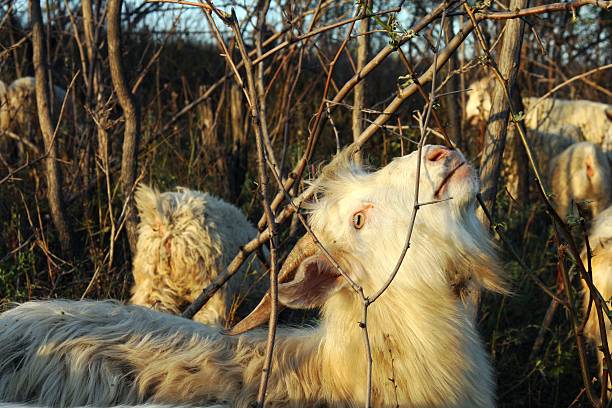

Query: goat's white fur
[
  {"left": 0, "top": 80, "right": 7, "bottom": 129},
  {"left": 0, "top": 145, "right": 506, "bottom": 407},
  {"left": 466, "top": 76, "right": 612, "bottom": 149},
  {"left": 501, "top": 124, "right": 582, "bottom": 198},
  {"left": 582, "top": 206, "right": 612, "bottom": 377},
  {"left": 549, "top": 142, "right": 611, "bottom": 218},
  {"left": 0, "top": 77, "right": 68, "bottom": 135},
  {"left": 0, "top": 80, "right": 10, "bottom": 141},
  {"left": 466, "top": 77, "right": 612, "bottom": 198},
  {"left": 0, "top": 77, "right": 70, "bottom": 161},
  {"left": 131, "top": 185, "right": 263, "bottom": 326}
]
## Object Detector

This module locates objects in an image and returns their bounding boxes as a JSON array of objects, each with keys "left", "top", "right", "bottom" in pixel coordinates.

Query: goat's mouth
[{"left": 434, "top": 162, "right": 466, "bottom": 198}]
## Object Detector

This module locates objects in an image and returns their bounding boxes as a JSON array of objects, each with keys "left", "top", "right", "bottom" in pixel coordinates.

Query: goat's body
[
  {"left": 0, "top": 301, "right": 236, "bottom": 407},
  {"left": 467, "top": 77, "right": 611, "bottom": 146},
  {"left": 521, "top": 97, "right": 612, "bottom": 148},
  {"left": 502, "top": 124, "right": 582, "bottom": 197},
  {"left": 466, "top": 77, "right": 612, "bottom": 171},
  {"left": 0, "top": 291, "right": 493, "bottom": 407},
  {"left": 2, "top": 77, "right": 68, "bottom": 135}
]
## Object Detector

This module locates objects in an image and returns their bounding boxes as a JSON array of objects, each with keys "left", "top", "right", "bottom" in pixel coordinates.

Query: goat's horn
[{"left": 226, "top": 234, "right": 318, "bottom": 336}]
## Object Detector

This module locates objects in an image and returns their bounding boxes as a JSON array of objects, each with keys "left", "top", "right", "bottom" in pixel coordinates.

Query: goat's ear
[
  {"left": 278, "top": 255, "right": 343, "bottom": 309},
  {"left": 134, "top": 184, "right": 158, "bottom": 218},
  {"left": 226, "top": 253, "right": 343, "bottom": 336},
  {"left": 135, "top": 184, "right": 167, "bottom": 231},
  {"left": 585, "top": 154, "right": 595, "bottom": 178}
]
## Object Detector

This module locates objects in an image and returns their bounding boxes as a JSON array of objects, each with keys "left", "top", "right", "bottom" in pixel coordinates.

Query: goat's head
[
  {"left": 229, "top": 145, "right": 506, "bottom": 335},
  {"left": 134, "top": 185, "right": 219, "bottom": 281}
]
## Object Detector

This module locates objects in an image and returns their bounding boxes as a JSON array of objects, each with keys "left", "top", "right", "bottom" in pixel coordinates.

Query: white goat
[
  {"left": 549, "top": 142, "right": 611, "bottom": 218},
  {"left": 130, "top": 185, "right": 264, "bottom": 326},
  {"left": 1, "top": 76, "right": 68, "bottom": 134},
  {"left": 0, "top": 77, "right": 70, "bottom": 160},
  {"left": 581, "top": 206, "right": 612, "bottom": 380},
  {"left": 466, "top": 76, "right": 612, "bottom": 149},
  {"left": 0, "top": 145, "right": 507, "bottom": 407},
  {"left": 466, "top": 77, "right": 612, "bottom": 197}
]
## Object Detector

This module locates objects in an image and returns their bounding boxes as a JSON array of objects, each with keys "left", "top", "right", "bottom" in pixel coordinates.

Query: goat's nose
[{"left": 426, "top": 146, "right": 451, "bottom": 162}]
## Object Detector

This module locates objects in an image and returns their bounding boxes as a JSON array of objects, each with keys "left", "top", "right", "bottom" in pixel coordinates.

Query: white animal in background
[
  {"left": 2, "top": 76, "right": 69, "bottom": 135},
  {"left": 581, "top": 206, "right": 612, "bottom": 380},
  {"left": 130, "top": 185, "right": 264, "bottom": 326},
  {"left": 0, "top": 145, "right": 507, "bottom": 407},
  {"left": 466, "top": 76, "right": 612, "bottom": 197},
  {"left": 549, "top": 142, "right": 611, "bottom": 218},
  {"left": 0, "top": 76, "right": 70, "bottom": 160},
  {"left": 466, "top": 76, "right": 612, "bottom": 149}
]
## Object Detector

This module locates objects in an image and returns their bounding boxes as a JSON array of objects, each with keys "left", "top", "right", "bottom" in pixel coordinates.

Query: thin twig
[
  {"left": 200, "top": 4, "right": 281, "bottom": 404},
  {"left": 145, "top": 0, "right": 212, "bottom": 11},
  {"left": 528, "top": 63, "right": 612, "bottom": 111}
]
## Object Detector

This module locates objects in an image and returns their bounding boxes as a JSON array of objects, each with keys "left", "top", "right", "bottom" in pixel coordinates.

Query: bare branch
[
  {"left": 108, "top": 0, "right": 141, "bottom": 255},
  {"left": 29, "top": 0, "right": 74, "bottom": 257}
]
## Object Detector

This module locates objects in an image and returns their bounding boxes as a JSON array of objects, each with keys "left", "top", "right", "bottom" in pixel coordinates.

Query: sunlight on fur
[{"left": 0, "top": 145, "right": 506, "bottom": 407}]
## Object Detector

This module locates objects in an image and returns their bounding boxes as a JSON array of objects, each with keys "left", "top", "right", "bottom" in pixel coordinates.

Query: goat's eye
[{"left": 352, "top": 211, "right": 366, "bottom": 229}]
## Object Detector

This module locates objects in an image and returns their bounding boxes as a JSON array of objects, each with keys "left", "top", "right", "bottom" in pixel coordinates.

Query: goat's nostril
[{"left": 426, "top": 147, "right": 449, "bottom": 162}]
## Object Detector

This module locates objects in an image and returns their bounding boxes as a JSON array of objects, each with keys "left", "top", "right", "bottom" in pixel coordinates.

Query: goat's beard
[
  {"left": 454, "top": 201, "right": 507, "bottom": 295},
  {"left": 444, "top": 165, "right": 481, "bottom": 209}
]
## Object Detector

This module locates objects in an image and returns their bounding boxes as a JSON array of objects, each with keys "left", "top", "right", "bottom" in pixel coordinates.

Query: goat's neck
[
  {"left": 239, "top": 265, "right": 493, "bottom": 406},
  {"left": 314, "top": 279, "right": 492, "bottom": 407}
]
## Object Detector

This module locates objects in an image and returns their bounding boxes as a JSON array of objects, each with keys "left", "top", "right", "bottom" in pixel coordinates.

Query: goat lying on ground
[
  {"left": 582, "top": 206, "right": 612, "bottom": 381},
  {"left": 130, "top": 185, "right": 264, "bottom": 326},
  {"left": 0, "top": 145, "right": 507, "bottom": 407}
]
